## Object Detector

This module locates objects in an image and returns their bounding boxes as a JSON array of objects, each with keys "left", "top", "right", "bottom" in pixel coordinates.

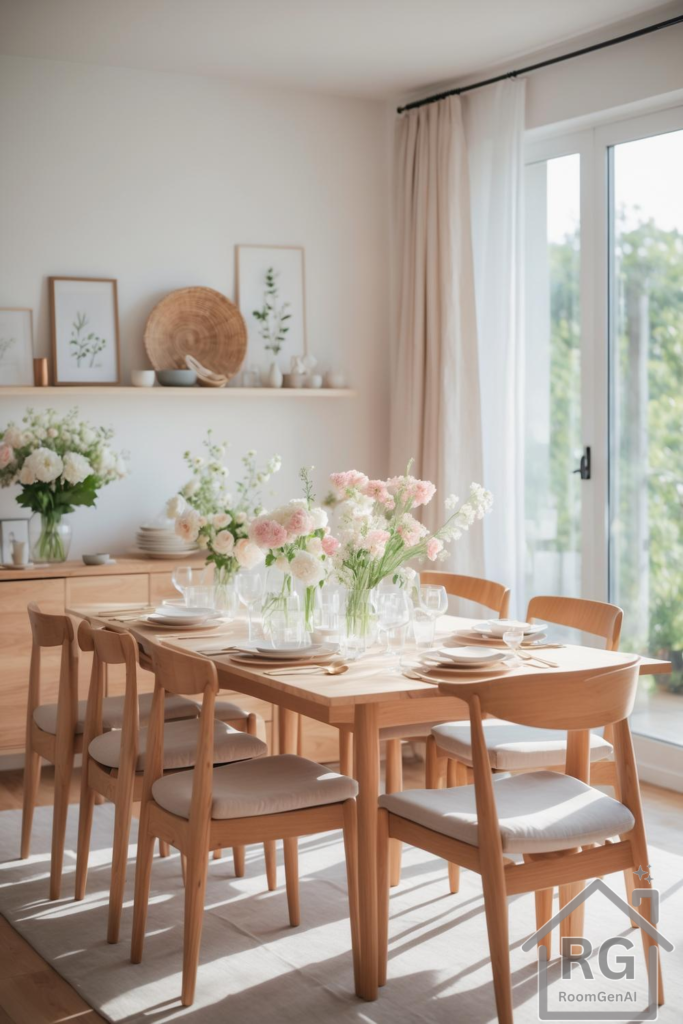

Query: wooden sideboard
[{"left": 0, "top": 558, "right": 339, "bottom": 763}]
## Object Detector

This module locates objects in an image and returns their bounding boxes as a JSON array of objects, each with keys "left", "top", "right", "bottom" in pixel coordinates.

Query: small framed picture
[
  {"left": 0, "top": 518, "right": 30, "bottom": 566},
  {"left": 236, "top": 246, "right": 307, "bottom": 363},
  {"left": 0, "top": 308, "right": 34, "bottom": 386},
  {"left": 49, "top": 277, "right": 120, "bottom": 385}
]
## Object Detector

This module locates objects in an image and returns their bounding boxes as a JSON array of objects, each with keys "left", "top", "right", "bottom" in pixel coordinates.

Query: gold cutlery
[
  {"left": 517, "top": 651, "right": 559, "bottom": 668},
  {"left": 263, "top": 663, "right": 349, "bottom": 676}
]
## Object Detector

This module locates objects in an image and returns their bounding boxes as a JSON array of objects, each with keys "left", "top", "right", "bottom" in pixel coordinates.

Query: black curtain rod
[{"left": 396, "top": 14, "right": 683, "bottom": 114}]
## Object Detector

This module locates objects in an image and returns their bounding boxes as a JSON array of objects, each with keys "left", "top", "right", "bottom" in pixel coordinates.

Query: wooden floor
[{"left": 0, "top": 756, "right": 680, "bottom": 1024}]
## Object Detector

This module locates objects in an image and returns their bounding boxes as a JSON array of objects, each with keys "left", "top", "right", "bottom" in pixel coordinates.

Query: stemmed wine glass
[
  {"left": 418, "top": 584, "right": 448, "bottom": 646},
  {"left": 235, "top": 571, "right": 263, "bottom": 641},
  {"left": 171, "top": 565, "right": 207, "bottom": 606},
  {"left": 376, "top": 591, "right": 412, "bottom": 658},
  {"left": 502, "top": 627, "right": 526, "bottom": 666}
]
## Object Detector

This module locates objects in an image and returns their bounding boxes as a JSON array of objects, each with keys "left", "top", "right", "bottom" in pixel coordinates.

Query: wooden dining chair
[
  {"left": 130, "top": 642, "right": 360, "bottom": 1007},
  {"left": 429, "top": 595, "right": 623, "bottom": 897},
  {"left": 74, "top": 621, "right": 270, "bottom": 943},
  {"left": 20, "top": 603, "right": 203, "bottom": 898},
  {"left": 378, "top": 657, "right": 664, "bottom": 1023},
  {"left": 355, "top": 572, "right": 510, "bottom": 888}
]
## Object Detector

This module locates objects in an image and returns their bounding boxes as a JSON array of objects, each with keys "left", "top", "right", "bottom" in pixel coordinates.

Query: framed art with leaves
[
  {"left": 49, "top": 277, "right": 120, "bottom": 385},
  {"left": 235, "top": 246, "right": 307, "bottom": 364}
]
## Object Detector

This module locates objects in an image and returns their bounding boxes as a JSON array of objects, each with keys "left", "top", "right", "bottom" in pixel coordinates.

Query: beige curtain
[{"left": 391, "top": 96, "right": 484, "bottom": 574}]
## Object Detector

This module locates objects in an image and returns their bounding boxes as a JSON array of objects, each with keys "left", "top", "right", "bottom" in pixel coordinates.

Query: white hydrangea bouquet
[
  {"left": 0, "top": 407, "right": 127, "bottom": 562},
  {"left": 248, "top": 468, "right": 338, "bottom": 627},
  {"left": 328, "top": 464, "right": 493, "bottom": 637},
  {"left": 166, "top": 433, "right": 281, "bottom": 595}
]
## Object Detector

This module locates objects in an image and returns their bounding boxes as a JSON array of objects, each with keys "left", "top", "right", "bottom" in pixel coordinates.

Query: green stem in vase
[{"left": 37, "top": 513, "right": 66, "bottom": 562}]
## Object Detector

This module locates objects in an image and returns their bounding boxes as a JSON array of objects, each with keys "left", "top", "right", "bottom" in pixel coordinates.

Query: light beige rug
[{"left": 0, "top": 805, "right": 680, "bottom": 1023}]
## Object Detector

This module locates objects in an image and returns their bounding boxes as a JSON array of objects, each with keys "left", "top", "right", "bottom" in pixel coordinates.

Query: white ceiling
[{"left": 0, "top": 0, "right": 678, "bottom": 100}]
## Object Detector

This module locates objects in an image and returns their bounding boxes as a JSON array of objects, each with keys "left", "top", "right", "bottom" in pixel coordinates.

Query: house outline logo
[{"left": 522, "top": 877, "right": 673, "bottom": 1022}]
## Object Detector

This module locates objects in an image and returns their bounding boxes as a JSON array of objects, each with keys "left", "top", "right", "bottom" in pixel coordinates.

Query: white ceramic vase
[{"left": 266, "top": 360, "right": 283, "bottom": 388}]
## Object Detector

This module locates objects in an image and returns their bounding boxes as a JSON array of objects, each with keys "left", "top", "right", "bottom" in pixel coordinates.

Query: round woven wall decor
[{"left": 143, "top": 287, "right": 247, "bottom": 378}]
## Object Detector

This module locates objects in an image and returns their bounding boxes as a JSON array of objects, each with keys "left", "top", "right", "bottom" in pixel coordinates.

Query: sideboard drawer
[
  {"left": 149, "top": 572, "right": 178, "bottom": 604},
  {"left": 0, "top": 579, "right": 65, "bottom": 753}
]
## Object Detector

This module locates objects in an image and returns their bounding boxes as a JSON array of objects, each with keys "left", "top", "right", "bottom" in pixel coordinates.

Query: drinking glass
[
  {"left": 418, "top": 585, "right": 448, "bottom": 646},
  {"left": 376, "top": 591, "right": 412, "bottom": 657},
  {"left": 236, "top": 571, "right": 263, "bottom": 641},
  {"left": 184, "top": 585, "right": 215, "bottom": 610},
  {"left": 502, "top": 627, "right": 526, "bottom": 665},
  {"left": 266, "top": 607, "right": 306, "bottom": 648},
  {"left": 412, "top": 608, "right": 436, "bottom": 648},
  {"left": 172, "top": 565, "right": 208, "bottom": 605},
  {"left": 311, "top": 585, "right": 341, "bottom": 642}
]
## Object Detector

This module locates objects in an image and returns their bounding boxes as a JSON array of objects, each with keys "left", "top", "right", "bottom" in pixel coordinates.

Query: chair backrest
[
  {"left": 526, "top": 595, "right": 623, "bottom": 650},
  {"left": 450, "top": 656, "right": 641, "bottom": 733},
  {"left": 144, "top": 642, "right": 218, "bottom": 834},
  {"left": 78, "top": 621, "right": 140, "bottom": 771},
  {"left": 26, "top": 602, "right": 78, "bottom": 732},
  {"left": 420, "top": 571, "right": 510, "bottom": 617}
]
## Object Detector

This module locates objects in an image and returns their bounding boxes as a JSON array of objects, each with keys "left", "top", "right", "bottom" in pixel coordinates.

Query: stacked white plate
[
  {"left": 145, "top": 605, "right": 220, "bottom": 628},
  {"left": 135, "top": 520, "right": 199, "bottom": 559}
]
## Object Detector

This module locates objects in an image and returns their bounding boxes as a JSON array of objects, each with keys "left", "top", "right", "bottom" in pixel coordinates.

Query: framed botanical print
[
  {"left": 0, "top": 308, "right": 34, "bottom": 386},
  {"left": 235, "top": 246, "right": 307, "bottom": 364},
  {"left": 49, "top": 277, "right": 121, "bottom": 385}
]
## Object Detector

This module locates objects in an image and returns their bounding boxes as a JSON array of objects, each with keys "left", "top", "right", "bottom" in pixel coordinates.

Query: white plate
[
  {"left": 473, "top": 621, "right": 547, "bottom": 638},
  {"left": 142, "top": 610, "right": 222, "bottom": 626},
  {"left": 433, "top": 645, "right": 508, "bottom": 666},
  {"left": 234, "top": 641, "right": 332, "bottom": 661},
  {"left": 147, "top": 612, "right": 219, "bottom": 627},
  {"left": 152, "top": 605, "right": 216, "bottom": 620},
  {"left": 1, "top": 562, "right": 36, "bottom": 570},
  {"left": 134, "top": 549, "right": 199, "bottom": 560},
  {"left": 228, "top": 647, "right": 336, "bottom": 666},
  {"left": 410, "top": 661, "right": 511, "bottom": 680}
]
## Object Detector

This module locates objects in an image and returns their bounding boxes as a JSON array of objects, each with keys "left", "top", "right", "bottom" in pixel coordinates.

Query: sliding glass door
[{"left": 525, "top": 106, "right": 683, "bottom": 758}]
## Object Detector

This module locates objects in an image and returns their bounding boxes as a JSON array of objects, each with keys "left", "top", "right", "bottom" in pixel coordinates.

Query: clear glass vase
[
  {"left": 341, "top": 587, "right": 378, "bottom": 655},
  {"left": 213, "top": 563, "right": 238, "bottom": 618},
  {"left": 29, "top": 511, "right": 72, "bottom": 563},
  {"left": 262, "top": 568, "right": 299, "bottom": 633}
]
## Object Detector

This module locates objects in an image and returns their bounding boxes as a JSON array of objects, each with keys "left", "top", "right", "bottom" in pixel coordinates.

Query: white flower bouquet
[
  {"left": 166, "top": 433, "right": 281, "bottom": 593},
  {"left": 248, "top": 468, "right": 339, "bottom": 627},
  {"left": 0, "top": 407, "right": 127, "bottom": 561}
]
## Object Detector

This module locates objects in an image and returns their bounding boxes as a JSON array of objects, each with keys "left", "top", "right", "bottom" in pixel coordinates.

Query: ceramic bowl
[
  {"left": 82, "top": 553, "right": 113, "bottom": 566},
  {"left": 156, "top": 369, "right": 197, "bottom": 387},
  {"left": 131, "top": 369, "right": 156, "bottom": 387}
]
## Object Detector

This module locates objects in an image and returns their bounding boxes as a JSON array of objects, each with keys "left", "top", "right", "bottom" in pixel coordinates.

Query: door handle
[{"left": 572, "top": 446, "right": 591, "bottom": 481}]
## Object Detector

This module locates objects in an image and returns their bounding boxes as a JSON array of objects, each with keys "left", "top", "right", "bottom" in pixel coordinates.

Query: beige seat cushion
[
  {"left": 89, "top": 717, "right": 266, "bottom": 772},
  {"left": 152, "top": 754, "right": 358, "bottom": 821},
  {"left": 431, "top": 720, "right": 613, "bottom": 770},
  {"left": 379, "top": 771, "right": 634, "bottom": 854},
  {"left": 213, "top": 700, "right": 250, "bottom": 722},
  {"left": 33, "top": 692, "right": 199, "bottom": 736}
]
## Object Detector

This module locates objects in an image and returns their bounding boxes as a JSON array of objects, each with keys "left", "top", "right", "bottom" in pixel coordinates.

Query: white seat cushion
[
  {"left": 379, "top": 771, "right": 635, "bottom": 854},
  {"left": 89, "top": 718, "right": 266, "bottom": 772},
  {"left": 431, "top": 720, "right": 613, "bottom": 770},
  {"left": 213, "top": 700, "right": 250, "bottom": 722},
  {"left": 33, "top": 692, "right": 199, "bottom": 736},
  {"left": 152, "top": 754, "right": 358, "bottom": 821}
]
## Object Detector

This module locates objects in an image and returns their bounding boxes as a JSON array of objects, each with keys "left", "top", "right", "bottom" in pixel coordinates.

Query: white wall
[{"left": 0, "top": 56, "right": 390, "bottom": 557}]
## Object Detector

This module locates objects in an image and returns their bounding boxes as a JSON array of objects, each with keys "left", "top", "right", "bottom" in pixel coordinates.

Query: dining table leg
[
  {"left": 561, "top": 729, "right": 592, "bottom": 951},
  {"left": 354, "top": 702, "right": 380, "bottom": 1001},
  {"left": 278, "top": 707, "right": 299, "bottom": 754}
]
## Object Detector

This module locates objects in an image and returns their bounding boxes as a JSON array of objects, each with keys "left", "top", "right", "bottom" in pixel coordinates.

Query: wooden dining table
[{"left": 68, "top": 603, "right": 671, "bottom": 1002}]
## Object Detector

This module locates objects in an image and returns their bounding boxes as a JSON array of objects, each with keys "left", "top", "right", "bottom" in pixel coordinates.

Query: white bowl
[
  {"left": 485, "top": 619, "right": 531, "bottom": 637},
  {"left": 131, "top": 369, "right": 156, "bottom": 387}
]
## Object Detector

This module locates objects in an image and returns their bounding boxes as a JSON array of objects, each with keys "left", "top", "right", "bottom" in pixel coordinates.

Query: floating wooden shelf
[{"left": 0, "top": 386, "right": 355, "bottom": 398}]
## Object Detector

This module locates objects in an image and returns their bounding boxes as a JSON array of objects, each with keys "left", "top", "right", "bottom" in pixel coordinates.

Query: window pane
[
  {"left": 609, "top": 129, "right": 683, "bottom": 742},
  {"left": 524, "top": 154, "right": 582, "bottom": 610}
]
